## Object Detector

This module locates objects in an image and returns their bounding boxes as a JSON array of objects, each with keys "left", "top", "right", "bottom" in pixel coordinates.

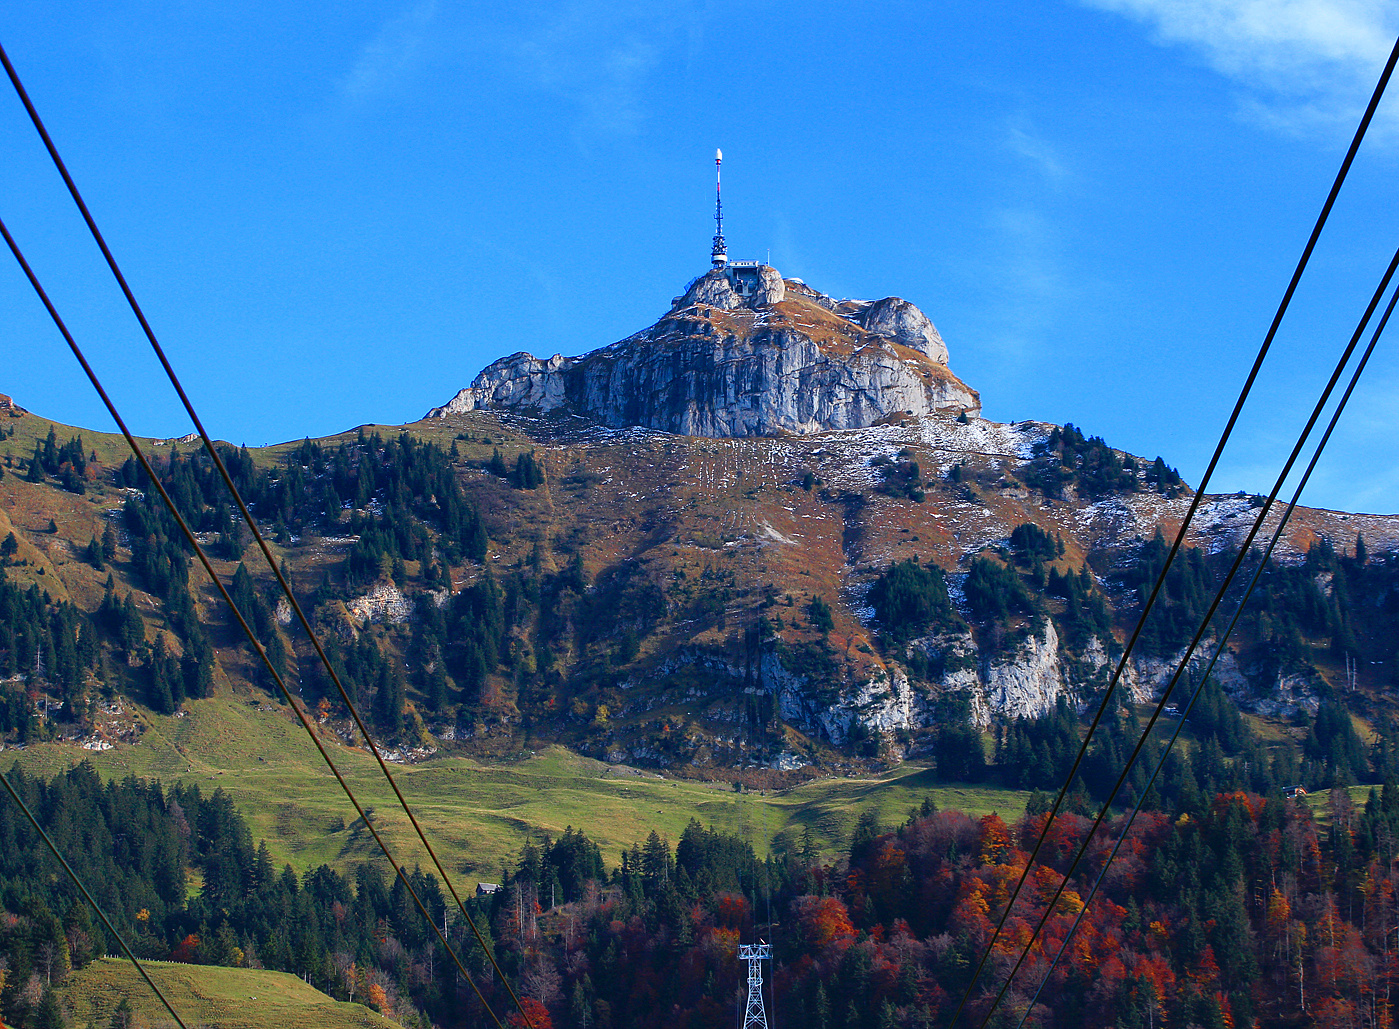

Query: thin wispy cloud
[
  {"left": 974, "top": 205, "right": 1073, "bottom": 363},
  {"left": 340, "top": 0, "right": 438, "bottom": 101},
  {"left": 512, "top": 5, "right": 663, "bottom": 139},
  {"left": 769, "top": 217, "right": 816, "bottom": 290},
  {"left": 1080, "top": 0, "right": 1399, "bottom": 136},
  {"left": 1006, "top": 122, "right": 1072, "bottom": 184}
]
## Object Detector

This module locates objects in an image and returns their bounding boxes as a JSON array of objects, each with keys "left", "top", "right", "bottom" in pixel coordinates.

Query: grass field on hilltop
[
  {"left": 56, "top": 957, "right": 402, "bottom": 1029},
  {"left": 1303, "top": 783, "right": 1384, "bottom": 823},
  {"left": 9, "top": 693, "right": 1028, "bottom": 880}
]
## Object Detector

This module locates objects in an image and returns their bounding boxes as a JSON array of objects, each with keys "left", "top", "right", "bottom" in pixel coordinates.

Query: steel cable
[
  {"left": 942, "top": 29, "right": 1399, "bottom": 1029},
  {"left": 975, "top": 241, "right": 1399, "bottom": 1029},
  {"left": 1007, "top": 264, "right": 1399, "bottom": 1029},
  {"left": 0, "top": 211, "right": 509, "bottom": 1029},
  {"left": 0, "top": 38, "right": 535, "bottom": 1026}
]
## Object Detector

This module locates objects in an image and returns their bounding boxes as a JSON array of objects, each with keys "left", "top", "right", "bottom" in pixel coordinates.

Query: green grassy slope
[
  {"left": 56, "top": 957, "right": 402, "bottom": 1029},
  {"left": 11, "top": 694, "right": 1028, "bottom": 878}
]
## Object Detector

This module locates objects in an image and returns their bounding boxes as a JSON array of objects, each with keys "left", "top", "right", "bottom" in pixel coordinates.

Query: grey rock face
[
  {"left": 981, "top": 621, "right": 1066, "bottom": 720},
  {"left": 753, "top": 265, "right": 786, "bottom": 306},
  {"left": 1127, "top": 641, "right": 1320, "bottom": 717},
  {"left": 428, "top": 270, "right": 978, "bottom": 436},
  {"left": 857, "top": 297, "right": 949, "bottom": 364},
  {"left": 905, "top": 623, "right": 1068, "bottom": 732},
  {"left": 763, "top": 622, "right": 1073, "bottom": 746},
  {"left": 681, "top": 270, "right": 742, "bottom": 310}
]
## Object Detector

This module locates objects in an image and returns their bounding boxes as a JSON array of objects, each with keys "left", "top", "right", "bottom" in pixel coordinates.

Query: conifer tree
[
  {"left": 120, "top": 594, "right": 145, "bottom": 656},
  {"left": 265, "top": 630, "right": 289, "bottom": 687},
  {"left": 374, "top": 661, "right": 405, "bottom": 736},
  {"left": 149, "top": 642, "right": 177, "bottom": 714},
  {"left": 33, "top": 987, "right": 64, "bottom": 1029},
  {"left": 26, "top": 443, "right": 45, "bottom": 481},
  {"left": 109, "top": 997, "right": 136, "bottom": 1029}
]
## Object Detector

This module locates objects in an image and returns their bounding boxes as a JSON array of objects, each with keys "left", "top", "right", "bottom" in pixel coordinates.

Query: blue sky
[{"left": 2, "top": 2, "right": 1398, "bottom": 513}]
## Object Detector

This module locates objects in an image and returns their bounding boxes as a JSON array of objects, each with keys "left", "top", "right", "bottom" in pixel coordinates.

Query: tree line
[{"left": 6, "top": 749, "right": 1399, "bottom": 1029}]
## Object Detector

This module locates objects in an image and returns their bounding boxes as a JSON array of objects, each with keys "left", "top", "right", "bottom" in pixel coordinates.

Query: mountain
[
  {"left": 5, "top": 270, "right": 1398, "bottom": 1029},
  {"left": 1, "top": 266, "right": 1397, "bottom": 784},
  {"left": 427, "top": 268, "right": 978, "bottom": 436}
]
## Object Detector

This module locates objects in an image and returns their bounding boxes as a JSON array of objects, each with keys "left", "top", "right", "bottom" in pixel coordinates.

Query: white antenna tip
[{"left": 716, "top": 148, "right": 723, "bottom": 161}]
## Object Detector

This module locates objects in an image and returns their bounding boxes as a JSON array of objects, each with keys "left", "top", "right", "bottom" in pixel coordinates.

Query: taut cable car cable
[
  {"left": 0, "top": 210, "right": 511, "bottom": 1029},
  {"left": 1006, "top": 269, "right": 1399, "bottom": 1029},
  {"left": 942, "top": 30, "right": 1399, "bottom": 1028},
  {"left": 0, "top": 37, "right": 536, "bottom": 1028},
  {"left": 975, "top": 240, "right": 1399, "bottom": 1029}
]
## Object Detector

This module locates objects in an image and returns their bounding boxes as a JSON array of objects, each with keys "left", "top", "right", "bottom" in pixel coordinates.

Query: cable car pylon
[{"left": 738, "top": 942, "right": 772, "bottom": 1029}]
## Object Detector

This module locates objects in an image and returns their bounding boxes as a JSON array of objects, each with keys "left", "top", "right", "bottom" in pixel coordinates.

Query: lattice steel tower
[
  {"left": 711, "top": 148, "right": 727, "bottom": 269},
  {"left": 738, "top": 942, "right": 771, "bottom": 1029}
]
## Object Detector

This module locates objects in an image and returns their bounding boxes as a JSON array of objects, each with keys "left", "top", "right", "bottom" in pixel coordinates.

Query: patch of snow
[{"left": 757, "top": 521, "right": 798, "bottom": 545}]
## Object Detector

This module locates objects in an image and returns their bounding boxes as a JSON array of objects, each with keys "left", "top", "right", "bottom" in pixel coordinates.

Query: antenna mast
[{"left": 711, "top": 148, "right": 727, "bottom": 269}]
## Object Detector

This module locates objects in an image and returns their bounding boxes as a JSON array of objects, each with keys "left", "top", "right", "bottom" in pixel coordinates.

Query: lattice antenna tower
[
  {"left": 738, "top": 942, "right": 772, "bottom": 1029},
  {"left": 711, "top": 148, "right": 727, "bottom": 269}
]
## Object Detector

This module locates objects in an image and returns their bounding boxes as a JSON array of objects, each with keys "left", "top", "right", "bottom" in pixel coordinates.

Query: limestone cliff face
[
  {"left": 848, "top": 296, "right": 948, "bottom": 364},
  {"left": 1126, "top": 640, "right": 1321, "bottom": 717},
  {"left": 981, "top": 621, "right": 1068, "bottom": 720},
  {"left": 901, "top": 623, "right": 1072, "bottom": 733},
  {"left": 428, "top": 269, "right": 978, "bottom": 436}
]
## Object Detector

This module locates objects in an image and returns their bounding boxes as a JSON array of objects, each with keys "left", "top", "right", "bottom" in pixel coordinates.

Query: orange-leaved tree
[
  {"left": 507, "top": 996, "right": 554, "bottom": 1029},
  {"left": 793, "top": 895, "right": 856, "bottom": 951},
  {"left": 978, "top": 813, "right": 1012, "bottom": 866}
]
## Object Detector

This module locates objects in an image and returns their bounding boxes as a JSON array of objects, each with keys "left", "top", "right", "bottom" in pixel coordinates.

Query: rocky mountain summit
[
  {"left": 6, "top": 213, "right": 1397, "bottom": 783},
  {"left": 428, "top": 269, "right": 979, "bottom": 436}
]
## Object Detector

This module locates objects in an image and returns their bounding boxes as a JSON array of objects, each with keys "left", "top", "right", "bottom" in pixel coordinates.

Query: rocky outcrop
[
  {"left": 1126, "top": 641, "right": 1321, "bottom": 717},
  {"left": 785, "top": 666, "right": 919, "bottom": 747},
  {"left": 680, "top": 270, "right": 742, "bottom": 310},
  {"left": 854, "top": 297, "right": 948, "bottom": 363},
  {"left": 982, "top": 621, "right": 1067, "bottom": 720},
  {"left": 629, "top": 619, "right": 1073, "bottom": 750},
  {"left": 767, "top": 620, "right": 1079, "bottom": 743},
  {"left": 347, "top": 581, "right": 411, "bottom": 625},
  {"left": 428, "top": 269, "right": 978, "bottom": 437},
  {"left": 676, "top": 267, "right": 787, "bottom": 309},
  {"left": 903, "top": 623, "right": 1071, "bottom": 731},
  {"left": 567, "top": 606, "right": 1325, "bottom": 769}
]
